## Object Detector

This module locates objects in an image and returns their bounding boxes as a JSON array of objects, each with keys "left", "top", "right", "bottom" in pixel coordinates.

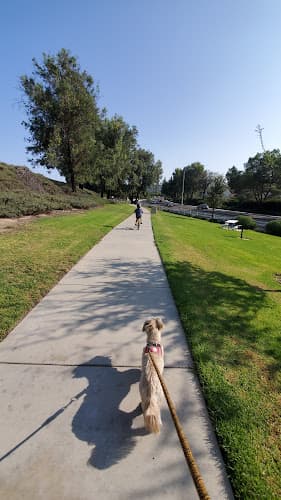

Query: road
[{"left": 148, "top": 202, "right": 281, "bottom": 232}]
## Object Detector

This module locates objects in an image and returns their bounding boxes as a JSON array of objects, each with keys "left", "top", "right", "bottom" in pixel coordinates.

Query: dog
[{"left": 139, "top": 318, "right": 164, "bottom": 433}]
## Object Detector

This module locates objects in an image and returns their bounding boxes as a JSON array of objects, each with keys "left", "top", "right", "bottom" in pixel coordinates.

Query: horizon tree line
[{"left": 162, "top": 150, "right": 281, "bottom": 208}]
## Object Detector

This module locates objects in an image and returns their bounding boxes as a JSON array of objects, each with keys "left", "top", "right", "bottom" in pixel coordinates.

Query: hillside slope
[{"left": 0, "top": 162, "right": 105, "bottom": 217}]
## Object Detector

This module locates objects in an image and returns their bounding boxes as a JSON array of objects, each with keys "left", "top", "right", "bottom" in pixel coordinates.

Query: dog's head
[{"left": 142, "top": 318, "right": 164, "bottom": 343}]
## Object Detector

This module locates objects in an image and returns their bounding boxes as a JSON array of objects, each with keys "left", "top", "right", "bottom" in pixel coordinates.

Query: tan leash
[{"left": 148, "top": 352, "right": 211, "bottom": 500}]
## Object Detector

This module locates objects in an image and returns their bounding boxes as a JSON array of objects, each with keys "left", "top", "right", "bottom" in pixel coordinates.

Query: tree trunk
[
  {"left": 70, "top": 171, "right": 76, "bottom": 192},
  {"left": 100, "top": 176, "right": 105, "bottom": 198}
]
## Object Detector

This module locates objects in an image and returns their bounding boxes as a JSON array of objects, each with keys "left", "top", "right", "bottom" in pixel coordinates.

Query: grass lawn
[
  {"left": 0, "top": 204, "right": 132, "bottom": 341},
  {"left": 152, "top": 211, "right": 281, "bottom": 499}
]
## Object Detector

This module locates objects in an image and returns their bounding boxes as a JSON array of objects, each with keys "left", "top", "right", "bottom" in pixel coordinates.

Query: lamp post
[{"left": 181, "top": 167, "right": 186, "bottom": 206}]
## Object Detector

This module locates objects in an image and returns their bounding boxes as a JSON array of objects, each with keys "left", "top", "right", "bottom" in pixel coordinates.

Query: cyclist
[{"left": 135, "top": 202, "right": 143, "bottom": 226}]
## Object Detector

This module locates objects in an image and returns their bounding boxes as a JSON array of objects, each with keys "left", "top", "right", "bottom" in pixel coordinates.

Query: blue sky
[{"left": 1, "top": 0, "right": 281, "bottom": 181}]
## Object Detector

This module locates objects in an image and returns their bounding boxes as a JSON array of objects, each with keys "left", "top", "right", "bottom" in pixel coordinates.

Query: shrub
[
  {"left": 237, "top": 215, "right": 256, "bottom": 229},
  {"left": 265, "top": 220, "right": 281, "bottom": 236}
]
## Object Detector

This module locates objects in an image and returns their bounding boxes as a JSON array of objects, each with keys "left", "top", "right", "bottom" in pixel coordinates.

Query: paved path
[{"left": 0, "top": 210, "right": 233, "bottom": 500}]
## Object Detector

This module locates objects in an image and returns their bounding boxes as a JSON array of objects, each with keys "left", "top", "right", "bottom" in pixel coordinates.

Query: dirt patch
[
  {"left": 274, "top": 273, "right": 281, "bottom": 284},
  {"left": 0, "top": 216, "right": 36, "bottom": 233}
]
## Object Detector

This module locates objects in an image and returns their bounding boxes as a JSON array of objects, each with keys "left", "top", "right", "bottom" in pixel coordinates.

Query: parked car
[{"left": 197, "top": 203, "right": 209, "bottom": 210}]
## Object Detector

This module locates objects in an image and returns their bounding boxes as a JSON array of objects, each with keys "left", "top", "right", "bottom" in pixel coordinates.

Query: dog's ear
[
  {"left": 142, "top": 320, "right": 150, "bottom": 332},
  {"left": 155, "top": 318, "right": 164, "bottom": 330}
]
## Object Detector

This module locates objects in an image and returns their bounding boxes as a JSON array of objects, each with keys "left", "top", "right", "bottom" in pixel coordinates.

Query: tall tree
[
  {"left": 207, "top": 175, "right": 226, "bottom": 218},
  {"left": 244, "top": 150, "right": 281, "bottom": 203},
  {"left": 135, "top": 149, "right": 162, "bottom": 197},
  {"left": 226, "top": 151, "right": 281, "bottom": 203},
  {"left": 20, "top": 49, "right": 99, "bottom": 191},
  {"left": 226, "top": 166, "right": 244, "bottom": 196},
  {"left": 162, "top": 164, "right": 209, "bottom": 202},
  {"left": 167, "top": 168, "right": 184, "bottom": 202},
  {"left": 92, "top": 115, "right": 138, "bottom": 198},
  {"left": 200, "top": 170, "right": 215, "bottom": 199},
  {"left": 126, "top": 149, "right": 162, "bottom": 201},
  {"left": 184, "top": 162, "right": 205, "bottom": 201}
]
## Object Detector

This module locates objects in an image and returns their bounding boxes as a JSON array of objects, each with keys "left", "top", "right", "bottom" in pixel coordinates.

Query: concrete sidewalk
[{"left": 0, "top": 210, "right": 233, "bottom": 500}]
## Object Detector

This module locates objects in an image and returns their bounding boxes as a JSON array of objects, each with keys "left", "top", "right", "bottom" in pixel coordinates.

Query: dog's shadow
[{"left": 72, "top": 356, "right": 144, "bottom": 469}]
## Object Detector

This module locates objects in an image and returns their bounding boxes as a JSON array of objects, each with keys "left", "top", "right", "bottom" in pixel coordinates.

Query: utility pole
[
  {"left": 181, "top": 167, "right": 186, "bottom": 206},
  {"left": 255, "top": 124, "right": 266, "bottom": 152}
]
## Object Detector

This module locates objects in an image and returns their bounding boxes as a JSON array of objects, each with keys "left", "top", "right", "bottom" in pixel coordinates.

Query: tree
[
  {"left": 161, "top": 178, "right": 169, "bottom": 197},
  {"left": 135, "top": 149, "right": 162, "bottom": 198},
  {"left": 20, "top": 49, "right": 99, "bottom": 192},
  {"left": 164, "top": 168, "right": 184, "bottom": 202},
  {"left": 184, "top": 162, "right": 205, "bottom": 201},
  {"left": 244, "top": 150, "right": 281, "bottom": 203},
  {"left": 92, "top": 114, "right": 138, "bottom": 198},
  {"left": 207, "top": 175, "right": 226, "bottom": 218},
  {"left": 200, "top": 170, "right": 215, "bottom": 199},
  {"left": 126, "top": 149, "right": 162, "bottom": 201},
  {"left": 90, "top": 114, "right": 162, "bottom": 200},
  {"left": 162, "top": 163, "right": 209, "bottom": 203},
  {"left": 226, "top": 151, "right": 281, "bottom": 204},
  {"left": 226, "top": 166, "right": 245, "bottom": 196}
]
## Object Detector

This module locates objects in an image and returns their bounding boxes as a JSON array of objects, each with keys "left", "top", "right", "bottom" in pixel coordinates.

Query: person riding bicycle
[{"left": 135, "top": 202, "right": 143, "bottom": 225}]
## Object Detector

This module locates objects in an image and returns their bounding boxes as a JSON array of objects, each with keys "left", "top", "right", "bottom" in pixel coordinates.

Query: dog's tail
[{"left": 144, "top": 397, "right": 161, "bottom": 433}]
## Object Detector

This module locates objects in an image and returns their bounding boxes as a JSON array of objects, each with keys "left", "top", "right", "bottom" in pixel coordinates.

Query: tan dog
[{"left": 139, "top": 318, "right": 164, "bottom": 433}]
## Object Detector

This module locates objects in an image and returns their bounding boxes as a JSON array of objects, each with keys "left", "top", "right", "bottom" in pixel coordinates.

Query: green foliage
[
  {"left": 225, "top": 165, "right": 244, "bottom": 195},
  {"left": 226, "top": 150, "right": 281, "bottom": 204},
  {"left": 89, "top": 114, "right": 163, "bottom": 200},
  {"left": 162, "top": 168, "right": 183, "bottom": 201},
  {"left": 237, "top": 215, "right": 257, "bottom": 229},
  {"left": 20, "top": 49, "right": 100, "bottom": 192},
  {"left": 184, "top": 162, "right": 205, "bottom": 200},
  {"left": 0, "top": 191, "right": 103, "bottom": 217},
  {"left": 162, "top": 164, "right": 215, "bottom": 204},
  {"left": 223, "top": 198, "right": 281, "bottom": 214},
  {"left": 265, "top": 220, "right": 281, "bottom": 236},
  {"left": 128, "top": 148, "right": 163, "bottom": 201},
  {"left": 207, "top": 175, "right": 226, "bottom": 215},
  {"left": 20, "top": 49, "right": 163, "bottom": 198},
  {"left": 92, "top": 115, "right": 138, "bottom": 198},
  {"left": 245, "top": 150, "right": 281, "bottom": 203}
]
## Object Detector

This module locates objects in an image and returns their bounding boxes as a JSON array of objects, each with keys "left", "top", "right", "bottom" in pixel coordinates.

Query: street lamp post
[{"left": 181, "top": 167, "right": 186, "bottom": 206}]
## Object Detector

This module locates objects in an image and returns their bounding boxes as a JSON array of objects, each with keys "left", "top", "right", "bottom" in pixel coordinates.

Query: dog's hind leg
[{"left": 144, "top": 397, "right": 161, "bottom": 434}]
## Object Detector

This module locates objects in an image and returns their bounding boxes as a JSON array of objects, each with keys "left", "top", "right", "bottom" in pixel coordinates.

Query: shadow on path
[{"left": 72, "top": 356, "right": 144, "bottom": 469}]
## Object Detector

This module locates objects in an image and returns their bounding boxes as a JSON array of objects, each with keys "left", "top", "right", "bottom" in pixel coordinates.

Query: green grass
[
  {"left": 0, "top": 204, "right": 132, "bottom": 341},
  {"left": 152, "top": 211, "right": 281, "bottom": 499}
]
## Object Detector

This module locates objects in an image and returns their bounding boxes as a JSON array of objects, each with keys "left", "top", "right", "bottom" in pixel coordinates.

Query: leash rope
[{"left": 148, "top": 352, "right": 211, "bottom": 500}]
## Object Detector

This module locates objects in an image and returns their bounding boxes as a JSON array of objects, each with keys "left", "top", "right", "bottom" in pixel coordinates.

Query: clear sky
[{"left": 1, "top": 0, "right": 281, "bottom": 181}]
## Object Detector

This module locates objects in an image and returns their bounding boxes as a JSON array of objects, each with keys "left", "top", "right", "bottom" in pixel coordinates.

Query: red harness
[{"left": 144, "top": 343, "right": 163, "bottom": 356}]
